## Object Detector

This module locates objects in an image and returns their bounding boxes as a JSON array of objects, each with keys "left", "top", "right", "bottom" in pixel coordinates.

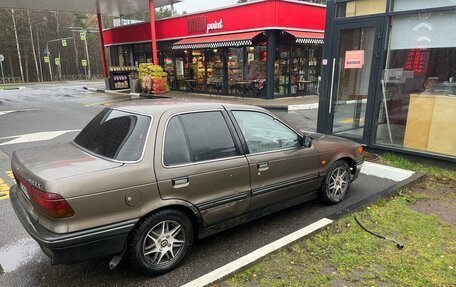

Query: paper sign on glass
[{"left": 344, "top": 50, "right": 364, "bottom": 69}]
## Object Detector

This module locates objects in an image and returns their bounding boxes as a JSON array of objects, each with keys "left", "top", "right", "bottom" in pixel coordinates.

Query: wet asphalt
[{"left": 0, "top": 82, "right": 396, "bottom": 287}]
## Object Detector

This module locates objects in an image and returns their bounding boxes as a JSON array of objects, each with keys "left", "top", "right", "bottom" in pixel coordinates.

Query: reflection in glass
[
  {"left": 375, "top": 11, "right": 456, "bottom": 157},
  {"left": 332, "top": 27, "right": 376, "bottom": 139}
]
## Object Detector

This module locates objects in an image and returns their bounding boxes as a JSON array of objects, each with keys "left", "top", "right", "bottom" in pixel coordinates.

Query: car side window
[
  {"left": 164, "top": 116, "right": 192, "bottom": 166},
  {"left": 180, "top": 111, "right": 238, "bottom": 162},
  {"left": 232, "top": 110, "right": 299, "bottom": 154}
]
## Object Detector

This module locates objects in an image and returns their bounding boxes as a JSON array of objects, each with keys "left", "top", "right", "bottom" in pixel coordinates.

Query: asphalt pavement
[{"left": 0, "top": 81, "right": 411, "bottom": 287}]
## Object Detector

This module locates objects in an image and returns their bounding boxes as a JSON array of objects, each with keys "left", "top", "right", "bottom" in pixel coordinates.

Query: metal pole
[
  {"left": 96, "top": 13, "right": 109, "bottom": 80},
  {"left": 266, "top": 30, "right": 277, "bottom": 99},
  {"left": 149, "top": 0, "right": 159, "bottom": 65},
  {"left": 72, "top": 35, "right": 80, "bottom": 76},
  {"left": 46, "top": 43, "right": 53, "bottom": 81},
  {"left": 83, "top": 33, "right": 91, "bottom": 78},
  {"left": 36, "top": 27, "right": 43, "bottom": 82},
  {"left": 57, "top": 48, "right": 62, "bottom": 80},
  {"left": 0, "top": 61, "right": 5, "bottom": 84}
]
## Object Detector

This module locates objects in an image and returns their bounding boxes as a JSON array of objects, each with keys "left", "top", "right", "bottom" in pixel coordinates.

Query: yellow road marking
[
  {"left": 6, "top": 170, "right": 14, "bottom": 180},
  {"left": 0, "top": 177, "right": 10, "bottom": 201},
  {"left": 84, "top": 98, "right": 129, "bottom": 107}
]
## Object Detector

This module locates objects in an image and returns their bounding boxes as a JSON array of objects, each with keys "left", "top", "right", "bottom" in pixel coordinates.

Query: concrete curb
[
  {"left": 0, "top": 87, "right": 26, "bottom": 91},
  {"left": 82, "top": 86, "right": 105, "bottom": 93}
]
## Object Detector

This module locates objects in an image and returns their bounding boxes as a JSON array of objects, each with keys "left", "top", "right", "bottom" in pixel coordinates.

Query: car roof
[{"left": 110, "top": 98, "right": 264, "bottom": 116}]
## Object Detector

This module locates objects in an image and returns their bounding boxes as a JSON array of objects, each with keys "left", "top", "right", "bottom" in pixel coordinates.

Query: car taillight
[{"left": 13, "top": 170, "right": 74, "bottom": 218}]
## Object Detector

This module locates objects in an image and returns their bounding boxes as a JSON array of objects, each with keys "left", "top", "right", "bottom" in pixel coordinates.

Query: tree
[
  {"left": 27, "top": 10, "right": 40, "bottom": 82},
  {"left": 11, "top": 9, "right": 24, "bottom": 82},
  {"left": 155, "top": 7, "right": 176, "bottom": 19}
]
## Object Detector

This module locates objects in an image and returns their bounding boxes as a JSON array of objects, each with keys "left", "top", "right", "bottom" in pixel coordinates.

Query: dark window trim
[{"left": 372, "top": 144, "right": 456, "bottom": 163}]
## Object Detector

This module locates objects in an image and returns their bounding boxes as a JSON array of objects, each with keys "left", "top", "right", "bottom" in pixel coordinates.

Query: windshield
[{"left": 74, "top": 108, "right": 151, "bottom": 161}]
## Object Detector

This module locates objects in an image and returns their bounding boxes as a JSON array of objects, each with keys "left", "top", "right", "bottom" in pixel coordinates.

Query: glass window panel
[
  {"left": 190, "top": 50, "right": 206, "bottom": 93},
  {"left": 75, "top": 109, "right": 150, "bottom": 161},
  {"left": 275, "top": 44, "right": 291, "bottom": 96},
  {"left": 390, "top": 10, "right": 456, "bottom": 50},
  {"left": 164, "top": 116, "right": 191, "bottom": 166},
  {"left": 207, "top": 49, "right": 225, "bottom": 94},
  {"left": 232, "top": 111, "right": 299, "bottom": 153},
  {"left": 392, "top": 0, "right": 456, "bottom": 12},
  {"left": 376, "top": 12, "right": 456, "bottom": 158},
  {"left": 181, "top": 112, "right": 238, "bottom": 162},
  {"left": 337, "top": 0, "right": 387, "bottom": 18}
]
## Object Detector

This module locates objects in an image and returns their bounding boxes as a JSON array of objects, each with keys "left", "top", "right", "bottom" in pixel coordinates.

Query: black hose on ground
[{"left": 354, "top": 216, "right": 405, "bottom": 250}]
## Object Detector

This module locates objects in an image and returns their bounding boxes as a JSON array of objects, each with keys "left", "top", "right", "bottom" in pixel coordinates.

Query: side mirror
[{"left": 302, "top": 136, "right": 312, "bottom": 148}]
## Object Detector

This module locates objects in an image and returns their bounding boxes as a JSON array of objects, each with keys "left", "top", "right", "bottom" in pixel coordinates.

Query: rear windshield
[{"left": 74, "top": 108, "right": 151, "bottom": 161}]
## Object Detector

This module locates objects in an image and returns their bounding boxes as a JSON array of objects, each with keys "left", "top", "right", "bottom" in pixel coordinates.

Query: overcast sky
[{"left": 173, "top": 0, "right": 239, "bottom": 14}]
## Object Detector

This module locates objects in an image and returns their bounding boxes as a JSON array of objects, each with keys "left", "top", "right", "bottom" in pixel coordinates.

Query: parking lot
[{"left": 0, "top": 82, "right": 416, "bottom": 286}]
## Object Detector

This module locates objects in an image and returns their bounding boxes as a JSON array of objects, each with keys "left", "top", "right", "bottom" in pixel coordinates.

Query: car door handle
[
  {"left": 172, "top": 177, "right": 189, "bottom": 188},
  {"left": 257, "top": 162, "right": 269, "bottom": 172}
]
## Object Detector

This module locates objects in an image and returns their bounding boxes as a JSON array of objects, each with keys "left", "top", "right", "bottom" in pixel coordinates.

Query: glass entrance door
[{"left": 329, "top": 19, "right": 383, "bottom": 141}]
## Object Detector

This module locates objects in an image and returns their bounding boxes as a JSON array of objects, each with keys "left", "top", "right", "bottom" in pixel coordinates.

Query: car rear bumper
[{"left": 10, "top": 185, "right": 138, "bottom": 264}]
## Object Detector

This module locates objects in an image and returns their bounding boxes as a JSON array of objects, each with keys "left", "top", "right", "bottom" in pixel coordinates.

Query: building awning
[
  {"left": 172, "top": 31, "right": 262, "bottom": 50},
  {"left": 286, "top": 31, "right": 324, "bottom": 45}
]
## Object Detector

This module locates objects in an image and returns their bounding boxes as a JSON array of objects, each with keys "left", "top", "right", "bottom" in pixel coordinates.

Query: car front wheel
[
  {"left": 320, "top": 160, "right": 352, "bottom": 204},
  {"left": 128, "top": 209, "right": 194, "bottom": 276}
]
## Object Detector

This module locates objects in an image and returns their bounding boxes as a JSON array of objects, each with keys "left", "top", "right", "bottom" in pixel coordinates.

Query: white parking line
[
  {"left": 181, "top": 218, "right": 333, "bottom": 287},
  {"left": 0, "top": 130, "right": 80, "bottom": 146},
  {"left": 288, "top": 103, "right": 319, "bottom": 111},
  {"left": 0, "top": 109, "right": 36, "bottom": 116}
]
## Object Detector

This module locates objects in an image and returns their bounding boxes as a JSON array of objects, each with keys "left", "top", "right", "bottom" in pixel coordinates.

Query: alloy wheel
[
  {"left": 142, "top": 220, "right": 185, "bottom": 266},
  {"left": 328, "top": 166, "right": 349, "bottom": 198}
]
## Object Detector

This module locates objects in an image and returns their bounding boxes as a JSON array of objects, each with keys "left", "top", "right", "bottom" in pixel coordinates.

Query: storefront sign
[
  {"left": 187, "top": 16, "right": 223, "bottom": 34},
  {"left": 404, "top": 48, "right": 428, "bottom": 75},
  {"left": 344, "top": 50, "right": 364, "bottom": 69},
  {"left": 206, "top": 19, "right": 223, "bottom": 34},
  {"left": 187, "top": 16, "right": 207, "bottom": 34}
]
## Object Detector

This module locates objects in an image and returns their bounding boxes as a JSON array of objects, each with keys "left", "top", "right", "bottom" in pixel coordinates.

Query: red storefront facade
[{"left": 103, "top": 0, "right": 326, "bottom": 98}]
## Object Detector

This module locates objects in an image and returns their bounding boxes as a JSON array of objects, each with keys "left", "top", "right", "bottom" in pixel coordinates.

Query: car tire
[
  {"left": 128, "top": 209, "right": 194, "bottom": 276},
  {"left": 320, "top": 160, "right": 352, "bottom": 204}
]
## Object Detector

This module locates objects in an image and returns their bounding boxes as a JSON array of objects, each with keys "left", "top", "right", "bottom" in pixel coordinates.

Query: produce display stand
[{"left": 108, "top": 66, "right": 138, "bottom": 90}]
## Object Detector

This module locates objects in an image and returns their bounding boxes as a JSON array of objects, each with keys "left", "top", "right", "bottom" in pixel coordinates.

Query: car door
[
  {"left": 154, "top": 108, "right": 250, "bottom": 228},
  {"left": 229, "top": 109, "right": 320, "bottom": 212}
]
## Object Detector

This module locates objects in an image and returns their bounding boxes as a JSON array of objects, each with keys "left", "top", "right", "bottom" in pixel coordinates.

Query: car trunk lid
[{"left": 12, "top": 142, "right": 123, "bottom": 184}]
